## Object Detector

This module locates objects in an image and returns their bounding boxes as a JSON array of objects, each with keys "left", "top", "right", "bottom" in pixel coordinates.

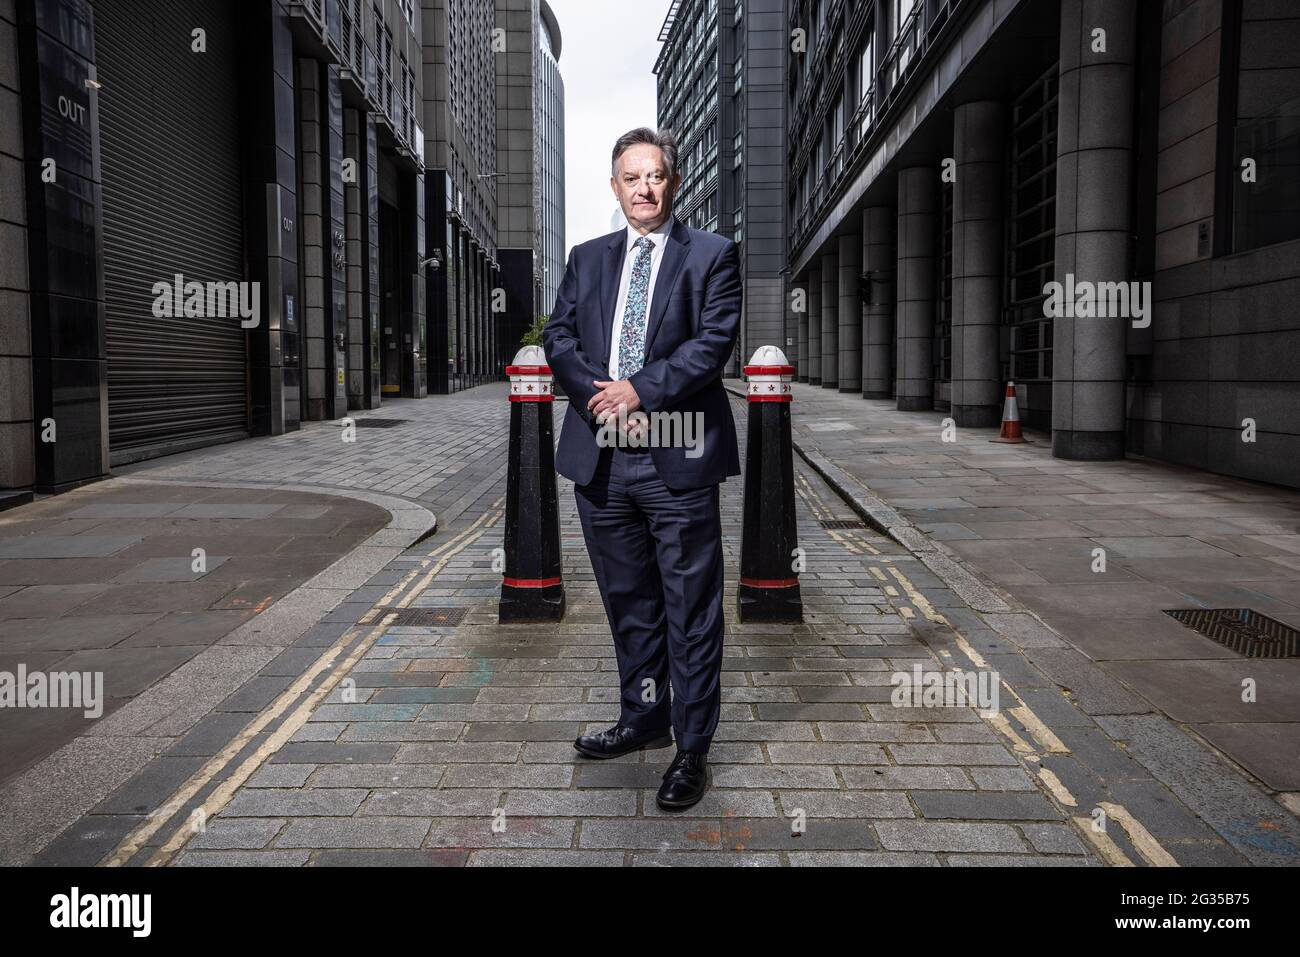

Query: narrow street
[{"left": 3, "top": 386, "right": 1293, "bottom": 866}]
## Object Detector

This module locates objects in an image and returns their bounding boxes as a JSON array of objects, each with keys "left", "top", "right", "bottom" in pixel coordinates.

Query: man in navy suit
[{"left": 542, "top": 127, "right": 741, "bottom": 810}]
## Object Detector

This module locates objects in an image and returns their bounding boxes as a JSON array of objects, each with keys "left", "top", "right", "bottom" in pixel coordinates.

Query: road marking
[
  {"left": 1009, "top": 705, "right": 1070, "bottom": 755},
  {"left": 1099, "top": 801, "right": 1179, "bottom": 867},
  {"left": 1075, "top": 816, "right": 1135, "bottom": 866},
  {"left": 146, "top": 612, "right": 396, "bottom": 866},
  {"left": 1038, "top": 767, "right": 1078, "bottom": 807},
  {"left": 795, "top": 451, "right": 1158, "bottom": 869},
  {"left": 364, "top": 499, "right": 504, "bottom": 621},
  {"left": 103, "top": 511, "right": 497, "bottom": 867},
  {"left": 793, "top": 470, "right": 879, "bottom": 555},
  {"left": 885, "top": 566, "right": 946, "bottom": 625},
  {"left": 986, "top": 712, "right": 1037, "bottom": 756}
]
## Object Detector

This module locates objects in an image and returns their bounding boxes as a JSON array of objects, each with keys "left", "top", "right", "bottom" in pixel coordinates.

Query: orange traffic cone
[{"left": 990, "top": 381, "right": 1028, "bottom": 444}]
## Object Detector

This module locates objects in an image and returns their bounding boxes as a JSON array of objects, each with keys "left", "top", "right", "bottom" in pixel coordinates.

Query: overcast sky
[{"left": 546, "top": 0, "right": 674, "bottom": 256}]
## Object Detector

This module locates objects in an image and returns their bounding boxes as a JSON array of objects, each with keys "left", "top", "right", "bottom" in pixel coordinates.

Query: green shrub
[{"left": 521, "top": 313, "right": 549, "bottom": 347}]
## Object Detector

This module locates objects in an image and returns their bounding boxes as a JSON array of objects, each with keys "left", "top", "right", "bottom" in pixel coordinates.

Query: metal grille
[
  {"left": 353, "top": 419, "right": 409, "bottom": 429},
  {"left": 820, "top": 519, "right": 867, "bottom": 530},
  {"left": 934, "top": 180, "right": 953, "bottom": 385},
  {"left": 1164, "top": 608, "right": 1300, "bottom": 659},
  {"left": 98, "top": 0, "right": 248, "bottom": 464},
  {"left": 1004, "top": 62, "right": 1059, "bottom": 384},
  {"left": 384, "top": 607, "right": 469, "bottom": 627}
]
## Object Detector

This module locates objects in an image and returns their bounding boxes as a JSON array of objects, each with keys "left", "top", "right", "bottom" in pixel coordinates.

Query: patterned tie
[{"left": 617, "top": 236, "right": 655, "bottom": 379}]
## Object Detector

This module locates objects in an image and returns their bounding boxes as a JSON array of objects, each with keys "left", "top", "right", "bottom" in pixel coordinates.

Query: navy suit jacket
[{"left": 543, "top": 218, "right": 742, "bottom": 490}]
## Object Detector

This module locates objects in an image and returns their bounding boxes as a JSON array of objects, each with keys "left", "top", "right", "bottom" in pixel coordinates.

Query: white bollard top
[
  {"left": 743, "top": 344, "right": 794, "bottom": 401},
  {"left": 748, "top": 345, "right": 789, "bottom": 367},
  {"left": 511, "top": 345, "right": 547, "bottom": 368}
]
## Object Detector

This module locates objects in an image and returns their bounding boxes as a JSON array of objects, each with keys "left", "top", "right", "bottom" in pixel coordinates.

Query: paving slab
[
  {"left": 7, "top": 384, "right": 1293, "bottom": 867},
  {"left": 771, "top": 382, "right": 1300, "bottom": 836}
]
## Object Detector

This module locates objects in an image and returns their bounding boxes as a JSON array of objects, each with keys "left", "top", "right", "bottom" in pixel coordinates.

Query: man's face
[{"left": 611, "top": 143, "right": 680, "bottom": 234}]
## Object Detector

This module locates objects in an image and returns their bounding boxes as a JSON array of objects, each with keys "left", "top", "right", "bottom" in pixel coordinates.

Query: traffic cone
[{"left": 990, "top": 381, "right": 1029, "bottom": 444}]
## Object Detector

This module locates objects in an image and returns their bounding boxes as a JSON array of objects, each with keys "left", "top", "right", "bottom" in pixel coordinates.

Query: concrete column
[
  {"left": 862, "top": 206, "right": 895, "bottom": 399},
  {"left": 896, "top": 168, "right": 937, "bottom": 410},
  {"left": 323, "top": 66, "right": 347, "bottom": 418},
  {"left": 244, "top": 3, "right": 300, "bottom": 434},
  {"left": 950, "top": 100, "right": 1004, "bottom": 427},
  {"left": 837, "top": 233, "right": 862, "bottom": 393},
  {"left": 820, "top": 251, "right": 839, "bottom": 388},
  {"left": 1051, "top": 0, "right": 1135, "bottom": 460},
  {"left": 363, "top": 117, "right": 380, "bottom": 407},
  {"left": 806, "top": 264, "right": 821, "bottom": 385}
]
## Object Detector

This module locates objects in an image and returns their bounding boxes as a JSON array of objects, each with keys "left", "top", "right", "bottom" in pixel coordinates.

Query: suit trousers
[{"left": 573, "top": 444, "right": 725, "bottom": 754}]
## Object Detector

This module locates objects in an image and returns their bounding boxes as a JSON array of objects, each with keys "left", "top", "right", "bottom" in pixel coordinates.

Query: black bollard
[
  {"left": 499, "top": 346, "right": 565, "bottom": 622},
  {"left": 738, "top": 346, "right": 803, "bottom": 623}
]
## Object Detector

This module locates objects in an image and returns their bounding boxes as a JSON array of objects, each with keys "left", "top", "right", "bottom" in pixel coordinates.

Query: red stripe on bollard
[
  {"left": 509, "top": 394, "right": 553, "bottom": 402},
  {"left": 503, "top": 576, "right": 563, "bottom": 587},
  {"left": 747, "top": 395, "right": 792, "bottom": 403},
  {"left": 505, "top": 365, "right": 552, "bottom": 375},
  {"left": 739, "top": 577, "right": 800, "bottom": 588}
]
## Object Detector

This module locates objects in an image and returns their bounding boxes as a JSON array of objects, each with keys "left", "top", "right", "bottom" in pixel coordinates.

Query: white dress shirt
[{"left": 608, "top": 215, "right": 675, "bottom": 379}]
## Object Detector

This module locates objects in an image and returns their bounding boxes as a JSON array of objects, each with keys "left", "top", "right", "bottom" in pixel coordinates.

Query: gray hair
[{"left": 611, "top": 127, "right": 679, "bottom": 179}]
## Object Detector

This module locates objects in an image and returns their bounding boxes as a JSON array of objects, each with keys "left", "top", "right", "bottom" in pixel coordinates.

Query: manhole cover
[
  {"left": 1164, "top": 608, "right": 1299, "bottom": 659},
  {"left": 820, "top": 519, "right": 867, "bottom": 530},
  {"left": 354, "top": 419, "right": 409, "bottom": 428},
  {"left": 382, "top": 607, "right": 469, "bottom": 627}
]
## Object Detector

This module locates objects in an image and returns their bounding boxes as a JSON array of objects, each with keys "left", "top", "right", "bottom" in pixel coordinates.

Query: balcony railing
[{"left": 789, "top": 0, "right": 965, "bottom": 256}]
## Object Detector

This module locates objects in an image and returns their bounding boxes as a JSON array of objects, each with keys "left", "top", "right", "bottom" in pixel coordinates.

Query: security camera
[{"left": 420, "top": 251, "right": 443, "bottom": 271}]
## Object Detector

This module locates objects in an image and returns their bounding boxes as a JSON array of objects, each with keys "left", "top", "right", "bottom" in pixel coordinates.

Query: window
[
  {"left": 893, "top": 0, "right": 915, "bottom": 37},
  {"left": 859, "top": 31, "right": 874, "bottom": 103},
  {"left": 1219, "top": 0, "right": 1300, "bottom": 252}
]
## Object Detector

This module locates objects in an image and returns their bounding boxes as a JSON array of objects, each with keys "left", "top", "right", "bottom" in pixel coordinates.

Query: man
[{"left": 542, "top": 127, "right": 741, "bottom": 810}]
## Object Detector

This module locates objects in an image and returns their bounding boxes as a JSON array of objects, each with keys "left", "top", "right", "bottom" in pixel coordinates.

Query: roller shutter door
[{"left": 96, "top": 0, "right": 247, "bottom": 464}]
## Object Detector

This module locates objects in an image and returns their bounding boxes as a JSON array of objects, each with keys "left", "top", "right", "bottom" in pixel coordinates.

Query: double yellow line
[
  {"left": 795, "top": 470, "right": 1177, "bottom": 868},
  {"left": 104, "top": 498, "right": 504, "bottom": 867}
]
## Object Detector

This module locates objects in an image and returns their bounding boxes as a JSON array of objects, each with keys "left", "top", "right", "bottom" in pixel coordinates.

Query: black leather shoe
[
  {"left": 573, "top": 724, "right": 673, "bottom": 759},
  {"left": 656, "top": 750, "right": 708, "bottom": 810}
]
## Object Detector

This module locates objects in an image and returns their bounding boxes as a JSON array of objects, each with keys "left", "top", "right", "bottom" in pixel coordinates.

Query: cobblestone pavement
[
  {"left": 117, "top": 392, "right": 513, "bottom": 529},
  {"left": 772, "top": 382, "right": 1300, "bottom": 826},
  {"left": 43, "top": 389, "right": 1289, "bottom": 867},
  {"left": 1, "top": 391, "right": 504, "bottom": 865}
]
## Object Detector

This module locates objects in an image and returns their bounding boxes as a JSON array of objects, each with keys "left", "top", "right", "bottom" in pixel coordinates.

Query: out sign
[{"left": 58, "top": 94, "right": 86, "bottom": 126}]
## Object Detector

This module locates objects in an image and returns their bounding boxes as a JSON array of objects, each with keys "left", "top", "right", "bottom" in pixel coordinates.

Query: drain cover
[
  {"left": 354, "top": 419, "right": 409, "bottom": 429},
  {"left": 383, "top": 607, "right": 469, "bottom": 627},
  {"left": 821, "top": 519, "right": 867, "bottom": 530},
  {"left": 1164, "top": 608, "right": 1299, "bottom": 659}
]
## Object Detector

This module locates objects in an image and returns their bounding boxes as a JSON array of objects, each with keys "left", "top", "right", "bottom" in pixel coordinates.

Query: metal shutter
[{"left": 96, "top": 0, "right": 248, "bottom": 464}]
